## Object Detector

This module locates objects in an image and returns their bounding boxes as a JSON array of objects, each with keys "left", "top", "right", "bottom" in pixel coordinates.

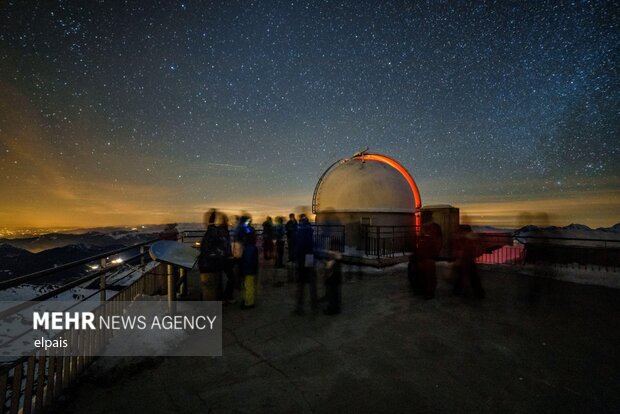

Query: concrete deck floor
[{"left": 51, "top": 263, "right": 620, "bottom": 414}]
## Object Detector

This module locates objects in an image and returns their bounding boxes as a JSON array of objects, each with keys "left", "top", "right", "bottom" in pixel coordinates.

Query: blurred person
[
  {"left": 233, "top": 214, "right": 251, "bottom": 259},
  {"left": 262, "top": 216, "right": 274, "bottom": 261},
  {"left": 219, "top": 214, "right": 237, "bottom": 304},
  {"left": 323, "top": 250, "right": 343, "bottom": 315},
  {"left": 241, "top": 226, "right": 259, "bottom": 309},
  {"left": 285, "top": 213, "right": 298, "bottom": 263},
  {"left": 294, "top": 214, "right": 318, "bottom": 314},
  {"left": 452, "top": 224, "right": 485, "bottom": 300},
  {"left": 233, "top": 214, "right": 252, "bottom": 289},
  {"left": 159, "top": 223, "right": 179, "bottom": 241},
  {"left": 409, "top": 211, "right": 442, "bottom": 299},
  {"left": 274, "top": 216, "right": 286, "bottom": 269},
  {"left": 198, "top": 210, "right": 226, "bottom": 300}
]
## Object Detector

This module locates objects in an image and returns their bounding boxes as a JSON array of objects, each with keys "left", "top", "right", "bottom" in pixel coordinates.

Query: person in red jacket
[
  {"left": 452, "top": 225, "right": 485, "bottom": 300},
  {"left": 409, "top": 211, "right": 442, "bottom": 299}
]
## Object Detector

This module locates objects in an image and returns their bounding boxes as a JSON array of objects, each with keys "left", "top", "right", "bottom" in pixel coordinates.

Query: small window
[{"left": 360, "top": 217, "right": 372, "bottom": 226}]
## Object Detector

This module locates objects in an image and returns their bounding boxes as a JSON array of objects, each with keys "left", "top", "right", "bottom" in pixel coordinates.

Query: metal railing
[
  {"left": 474, "top": 233, "right": 620, "bottom": 271},
  {"left": 363, "top": 225, "right": 418, "bottom": 258},
  {"left": 313, "top": 224, "right": 345, "bottom": 253},
  {"left": 181, "top": 224, "right": 346, "bottom": 254},
  {"left": 0, "top": 238, "right": 167, "bottom": 414},
  {"left": 358, "top": 225, "right": 620, "bottom": 271},
  {"left": 180, "top": 230, "right": 205, "bottom": 246}
]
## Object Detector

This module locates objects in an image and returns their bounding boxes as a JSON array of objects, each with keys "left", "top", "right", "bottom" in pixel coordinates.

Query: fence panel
[
  {"left": 363, "top": 225, "right": 418, "bottom": 258},
  {"left": 0, "top": 261, "right": 164, "bottom": 414}
]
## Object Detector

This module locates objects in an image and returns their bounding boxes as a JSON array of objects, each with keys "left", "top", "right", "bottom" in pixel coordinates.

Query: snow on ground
[
  {"left": 342, "top": 246, "right": 409, "bottom": 259},
  {"left": 104, "top": 260, "right": 159, "bottom": 288},
  {"left": 0, "top": 261, "right": 160, "bottom": 303},
  {"left": 78, "top": 295, "right": 193, "bottom": 375},
  {"left": 0, "top": 262, "right": 163, "bottom": 364},
  {"left": 99, "top": 295, "right": 190, "bottom": 357}
]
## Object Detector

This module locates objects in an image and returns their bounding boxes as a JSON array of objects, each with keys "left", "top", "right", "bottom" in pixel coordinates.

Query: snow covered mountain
[{"left": 514, "top": 223, "right": 620, "bottom": 241}]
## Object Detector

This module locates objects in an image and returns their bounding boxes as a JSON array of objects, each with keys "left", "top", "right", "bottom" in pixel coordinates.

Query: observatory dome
[{"left": 313, "top": 154, "right": 421, "bottom": 213}]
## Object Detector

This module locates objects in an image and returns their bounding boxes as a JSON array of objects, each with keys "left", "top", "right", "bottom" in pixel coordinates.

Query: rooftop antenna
[{"left": 352, "top": 147, "right": 369, "bottom": 162}]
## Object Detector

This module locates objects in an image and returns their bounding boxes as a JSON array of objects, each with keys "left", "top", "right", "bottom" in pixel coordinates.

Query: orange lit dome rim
[{"left": 354, "top": 153, "right": 422, "bottom": 211}]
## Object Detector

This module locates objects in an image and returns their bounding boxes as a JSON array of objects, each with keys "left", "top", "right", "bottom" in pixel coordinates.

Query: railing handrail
[{"left": 0, "top": 238, "right": 159, "bottom": 290}]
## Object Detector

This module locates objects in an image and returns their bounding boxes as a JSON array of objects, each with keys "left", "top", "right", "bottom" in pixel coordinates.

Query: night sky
[{"left": 0, "top": 1, "right": 618, "bottom": 229}]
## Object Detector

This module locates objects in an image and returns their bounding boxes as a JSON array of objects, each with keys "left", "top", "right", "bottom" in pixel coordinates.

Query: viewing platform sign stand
[{"left": 149, "top": 240, "right": 199, "bottom": 314}]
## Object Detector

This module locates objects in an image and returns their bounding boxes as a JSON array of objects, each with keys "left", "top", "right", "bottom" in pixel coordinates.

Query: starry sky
[{"left": 0, "top": 0, "right": 618, "bottom": 229}]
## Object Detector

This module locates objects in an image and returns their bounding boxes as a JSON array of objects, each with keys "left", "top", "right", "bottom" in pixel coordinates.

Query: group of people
[
  {"left": 196, "top": 209, "right": 483, "bottom": 316},
  {"left": 259, "top": 213, "right": 298, "bottom": 268},
  {"left": 408, "top": 211, "right": 485, "bottom": 300},
  {"left": 197, "top": 210, "right": 245, "bottom": 305},
  {"left": 197, "top": 210, "right": 342, "bottom": 315}
]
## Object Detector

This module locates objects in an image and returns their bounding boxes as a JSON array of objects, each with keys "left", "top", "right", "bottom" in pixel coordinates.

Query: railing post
[
  {"left": 167, "top": 264, "right": 177, "bottom": 314},
  {"left": 140, "top": 245, "right": 145, "bottom": 267},
  {"left": 99, "top": 258, "right": 106, "bottom": 301},
  {"left": 179, "top": 267, "right": 188, "bottom": 297},
  {"left": 376, "top": 227, "right": 380, "bottom": 258}
]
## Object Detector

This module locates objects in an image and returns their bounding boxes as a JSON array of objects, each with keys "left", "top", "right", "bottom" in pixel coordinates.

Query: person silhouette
[{"left": 293, "top": 214, "right": 318, "bottom": 314}]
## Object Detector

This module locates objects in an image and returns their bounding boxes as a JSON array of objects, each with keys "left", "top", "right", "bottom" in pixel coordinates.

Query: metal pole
[
  {"left": 179, "top": 267, "right": 188, "bottom": 297},
  {"left": 167, "top": 264, "right": 177, "bottom": 314},
  {"left": 140, "top": 245, "right": 145, "bottom": 267}
]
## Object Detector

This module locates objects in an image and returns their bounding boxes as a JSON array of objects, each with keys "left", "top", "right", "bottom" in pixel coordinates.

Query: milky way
[{"left": 0, "top": 1, "right": 618, "bottom": 228}]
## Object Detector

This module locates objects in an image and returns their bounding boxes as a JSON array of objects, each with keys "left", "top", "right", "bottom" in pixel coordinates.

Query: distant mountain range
[
  {"left": 0, "top": 230, "right": 159, "bottom": 280},
  {"left": 0, "top": 230, "right": 160, "bottom": 253},
  {"left": 515, "top": 223, "right": 620, "bottom": 236},
  {"left": 473, "top": 223, "right": 620, "bottom": 238}
]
